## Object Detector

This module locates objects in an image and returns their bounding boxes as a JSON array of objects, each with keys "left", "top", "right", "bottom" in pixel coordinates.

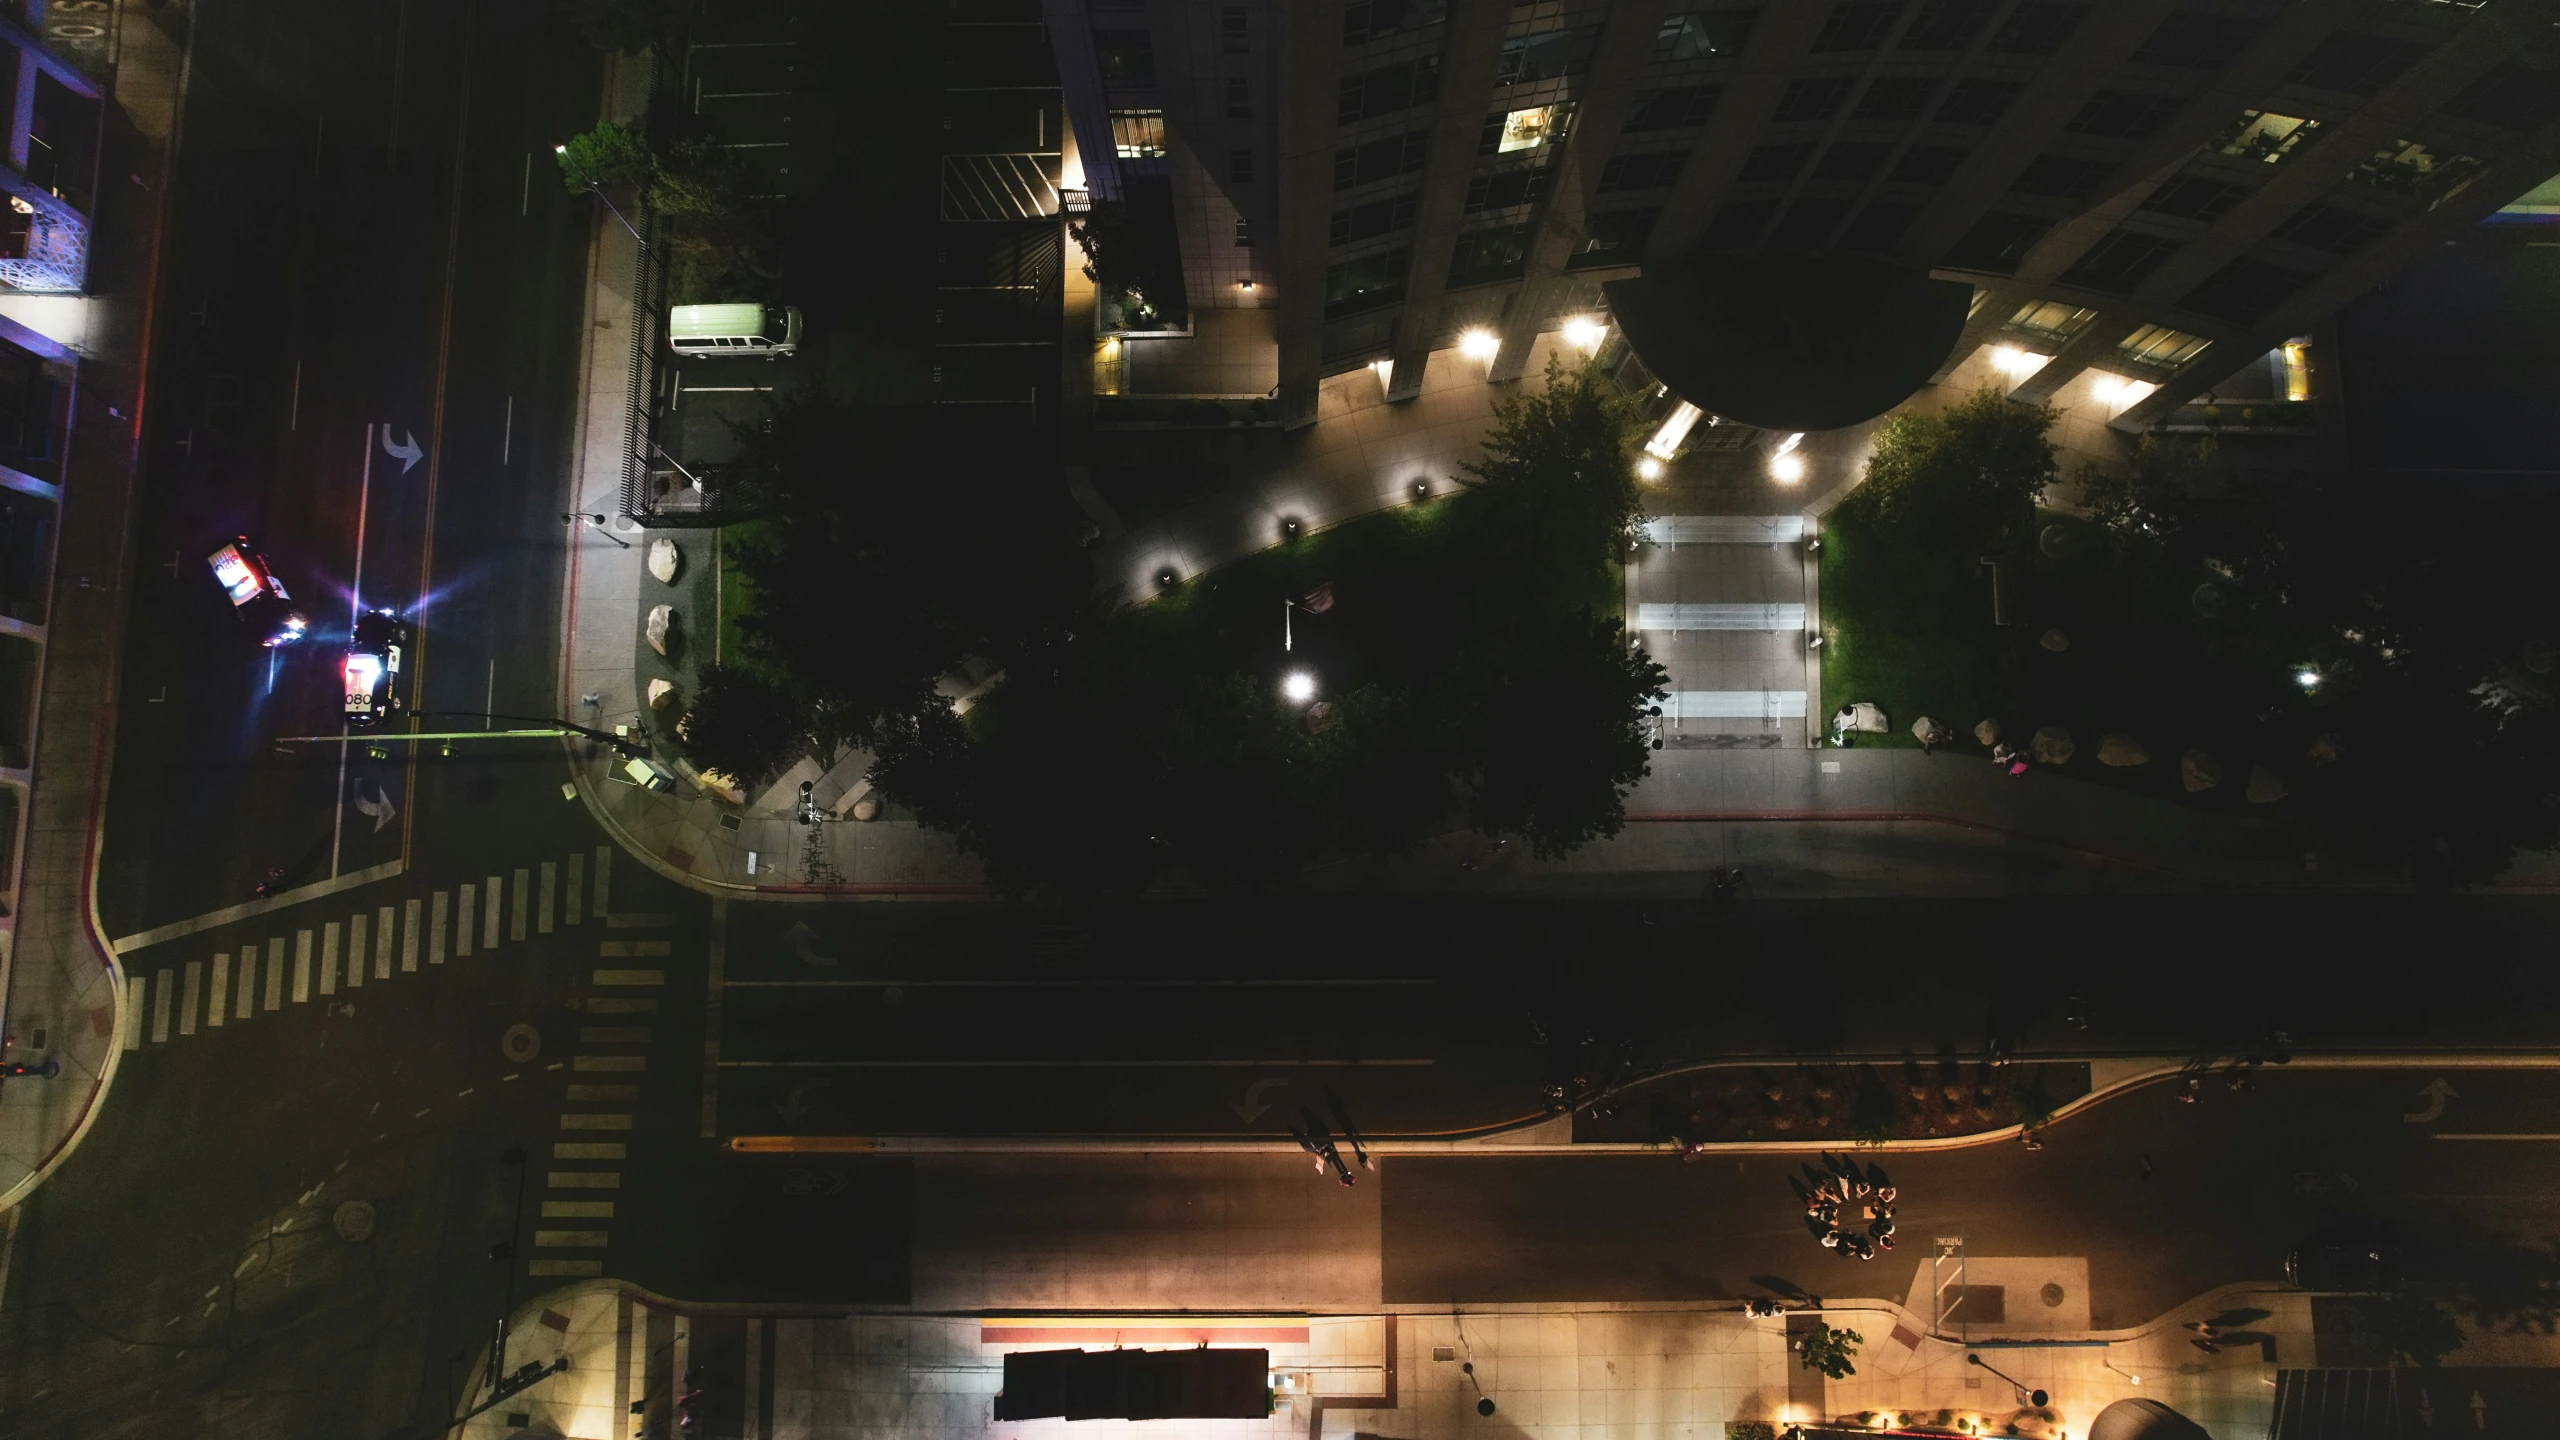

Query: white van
[{"left": 668, "top": 303, "right": 802, "bottom": 359}]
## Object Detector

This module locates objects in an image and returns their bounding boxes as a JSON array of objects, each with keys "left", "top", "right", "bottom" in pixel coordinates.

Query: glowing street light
[
  {"left": 1562, "top": 316, "right": 1608, "bottom": 352},
  {"left": 1635, "top": 456, "right": 1665, "bottom": 481},
  {"left": 1281, "top": 670, "right": 1319, "bottom": 704},
  {"left": 1769, "top": 433, "right": 1808, "bottom": 484},
  {"left": 1457, "top": 328, "right": 1500, "bottom": 362}
]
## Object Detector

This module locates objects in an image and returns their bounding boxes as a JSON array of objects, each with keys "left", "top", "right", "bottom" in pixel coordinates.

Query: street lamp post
[
  {"left": 563, "top": 511, "right": 633, "bottom": 550},
  {"left": 554, "top": 143, "right": 648, "bottom": 247},
  {"left": 486, "top": 1147, "right": 530, "bottom": 1398}
]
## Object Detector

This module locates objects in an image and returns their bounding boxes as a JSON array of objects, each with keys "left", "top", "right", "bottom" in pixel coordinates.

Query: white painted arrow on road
[
  {"left": 381, "top": 426, "right": 424, "bottom": 475},
  {"left": 352, "top": 778, "right": 398, "bottom": 835},
  {"left": 784, "top": 922, "right": 838, "bottom": 966},
  {"left": 1232, "top": 1076, "right": 1287, "bottom": 1125},
  {"left": 2404, "top": 1077, "right": 2457, "bottom": 1124}
]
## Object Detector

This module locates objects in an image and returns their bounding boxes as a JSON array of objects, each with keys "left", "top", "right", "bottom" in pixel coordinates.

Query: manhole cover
[
  {"left": 2191, "top": 583, "right": 2225, "bottom": 618},
  {"left": 332, "top": 1200, "right": 376, "bottom": 1242},
  {"left": 2041, "top": 1282, "right": 2066, "bottom": 1307},
  {"left": 501, "top": 1024, "right": 542, "bottom": 1063},
  {"left": 880, "top": 986, "right": 905, "bottom": 1009},
  {"left": 2037, "top": 524, "right": 2073, "bottom": 558}
]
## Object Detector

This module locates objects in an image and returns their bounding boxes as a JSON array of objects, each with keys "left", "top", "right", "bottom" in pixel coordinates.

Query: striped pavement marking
[
  {"left": 347, "top": 912, "right": 367, "bottom": 988},
  {"left": 235, "top": 949, "right": 255, "bottom": 1019},
  {"left": 151, "top": 970, "right": 172, "bottom": 1043},
  {"left": 511, "top": 868, "right": 529, "bottom": 942},
  {"left": 605, "top": 913, "right": 674, "bottom": 929},
  {"left": 579, "top": 1027, "right": 651, "bottom": 1044},
  {"left": 539, "top": 861, "right": 557, "bottom": 934},
  {"left": 457, "top": 883, "right": 476, "bottom": 958},
  {"left": 560, "top": 1114, "right": 634, "bottom": 1131},
  {"left": 291, "top": 931, "right": 313, "bottom": 1004},
  {"left": 534, "top": 1229, "right": 608, "bottom": 1247},
  {"left": 374, "top": 905, "right": 394, "bottom": 979},
  {"left": 179, "top": 962, "right": 202, "bottom": 1036},
  {"left": 529, "top": 1259, "right": 604, "bottom": 1277},
  {"left": 208, "top": 953, "right": 228, "bottom": 1029},
  {"left": 541, "top": 1200, "right": 614, "bottom": 1218},
  {"left": 592, "top": 847, "right": 611, "bottom": 918},
  {"left": 548, "top": 1171, "right": 621, "bottom": 1189},
  {"left": 263, "top": 938, "right": 283, "bottom": 1010},
  {"left": 568, "top": 1084, "right": 639, "bottom": 1102},
  {"left": 124, "top": 976, "right": 142, "bottom": 1049},
  {"left": 565, "top": 854, "right": 584, "bottom": 924},
  {"left": 429, "top": 891, "right": 448, "bottom": 964},
  {"left": 573, "top": 1055, "right": 645, "bottom": 1072},
  {"left": 483, "top": 874, "right": 502, "bottom": 950},
  {"left": 593, "top": 969, "right": 664, "bottom": 987},
  {"left": 599, "top": 940, "right": 670, "bottom": 957},
  {"left": 554, "top": 1142, "right": 625, "bottom": 1160},
  {"left": 320, "top": 923, "right": 339, "bottom": 996},
  {"left": 402, "top": 898, "right": 421, "bottom": 971}
]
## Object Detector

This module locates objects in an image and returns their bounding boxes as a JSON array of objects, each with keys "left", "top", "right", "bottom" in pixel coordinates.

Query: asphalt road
[{"left": 93, "top": 0, "right": 596, "bottom": 939}]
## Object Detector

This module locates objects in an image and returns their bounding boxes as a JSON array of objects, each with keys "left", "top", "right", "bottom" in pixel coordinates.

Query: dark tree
[{"left": 677, "top": 664, "right": 806, "bottom": 788}]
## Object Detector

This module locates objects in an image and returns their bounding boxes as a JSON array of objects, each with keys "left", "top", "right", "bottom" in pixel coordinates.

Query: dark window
[
  {"left": 1772, "top": 76, "right": 1854, "bottom": 123},
  {"left": 1342, "top": 0, "right": 1445, "bottom": 46},
  {"left": 1597, "top": 150, "right": 1687, "bottom": 193},
  {"left": 1937, "top": 79, "right": 2023, "bottom": 125},
  {"left": 1569, "top": 207, "right": 1661, "bottom": 267},
  {"left": 1769, "top": 198, "right": 1849, "bottom": 246},
  {"left": 1856, "top": 76, "right": 1937, "bottom": 121},
  {"left": 1941, "top": 210, "right": 2050, "bottom": 273},
  {"left": 1227, "top": 78, "right": 1251, "bottom": 119},
  {"left": 2180, "top": 255, "right": 2315, "bottom": 324},
  {"left": 1624, "top": 85, "right": 1719, "bottom": 131},
  {"left": 2444, "top": 65, "right": 2560, "bottom": 132},
  {"left": 1900, "top": 0, "right": 1996, "bottom": 50},
  {"left": 1465, "top": 167, "right": 1550, "bottom": 211},
  {"left": 1236, "top": 216, "right": 1255, "bottom": 247},
  {"left": 1840, "top": 200, "right": 1920, "bottom": 250},
  {"left": 2008, "top": 153, "right": 2114, "bottom": 199},
  {"left": 1339, "top": 57, "right": 1442, "bottom": 123},
  {"left": 1738, "top": 142, "right": 1814, "bottom": 184},
  {"left": 1655, "top": 10, "right": 1760, "bottom": 61},
  {"left": 1990, "top": 2, "right": 2088, "bottom": 56},
  {"left": 1325, "top": 248, "right": 1409, "bottom": 316},
  {"left": 2288, "top": 32, "right": 2430, "bottom": 97},
  {"left": 2131, "top": 12, "right": 2265, "bottom": 69},
  {"left": 2140, "top": 174, "right": 2253, "bottom": 222},
  {"left": 1813, "top": 2, "right": 1901, "bottom": 53},
  {"left": 2066, "top": 90, "right": 2179, "bottom": 141},
  {"left": 1699, "top": 197, "right": 1775, "bottom": 247},
  {"left": 1497, "top": 26, "right": 1601, "bottom": 86},
  {"left": 2059, "top": 227, "right": 2183, "bottom": 291},
  {"left": 2270, "top": 202, "right": 2390, "bottom": 257},
  {"left": 1892, "top": 145, "right": 1967, "bottom": 184},
  {"left": 1223, "top": 6, "right": 1249, "bottom": 52},
  {"left": 1330, "top": 193, "right": 1419, "bottom": 245},
  {"left": 1448, "top": 225, "right": 1531, "bottom": 286},
  {"left": 1229, "top": 149, "right": 1256, "bottom": 185},
  {"left": 1334, "top": 132, "right": 1430, "bottom": 190},
  {"left": 1092, "top": 29, "right": 1158, "bottom": 88},
  {"left": 1815, "top": 142, "right": 1890, "bottom": 182}
]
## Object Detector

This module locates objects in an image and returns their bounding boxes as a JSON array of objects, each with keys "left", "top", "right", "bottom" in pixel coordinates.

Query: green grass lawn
[
  {"left": 1817, "top": 517, "right": 2024, "bottom": 749},
  {"left": 717, "top": 520, "right": 767, "bottom": 672}
]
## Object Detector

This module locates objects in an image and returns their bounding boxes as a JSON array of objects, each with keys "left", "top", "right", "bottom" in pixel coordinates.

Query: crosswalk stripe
[
  {"left": 291, "top": 931, "right": 313, "bottom": 1004},
  {"left": 179, "top": 962, "right": 201, "bottom": 1036},
  {"left": 578, "top": 1027, "right": 651, "bottom": 1044},
  {"left": 402, "top": 898, "right": 421, "bottom": 971},
  {"left": 208, "top": 953, "right": 228, "bottom": 1029},
  {"left": 539, "top": 861, "right": 557, "bottom": 934},
  {"left": 553, "top": 1142, "right": 626, "bottom": 1160},
  {"left": 347, "top": 912, "right": 368, "bottom": 988},
  {"left": 263, "top": 938, "right": 283, "bottom": 1010},
  {"left": 567, "top": 1084, "right": 640, "bottom": 1102},
  {"left": 375, "top": 905, "right": 393, "bottom": 980},
  {"left": 592, "top": 846, "right": 611, "bottom": 919},
  {"left": 598, "top": 941, "right": 671, "bottom": 957},
  {"left": 586, "top": 998, "right": 657, "bottom": 1015},
  {"left": 573, "top": 1055, "right": 646, "bottom": 1072},
  {"left": 235, "top": 949, "right": 255, "bottom": 1019},
  {"left": 151, "top": 969, "right": 172, "bottom": 1043},
  {"left": 547, "top": 1171, "right": 622, "bottom": 1189},
  {"left": 541, "top": 1200, "right": 615, "bottom": 1218},
  {"left": 319, "top": 923, "right": 339, "bottom": 996},
  {"left": 592, "top": 969, "right": 664, "bottom": 987},
  {"left": 430, "top": 891, "right": 448, "bottom": 964},
  {"left": 604, "top": 913, "right": 675, "bottom": 930},
  {"left": 124, "top": 975, "right": 143, "bottom": 1049},
  {"left": 559, "top": 1113, "right": 634, "bottom": 1131},
  {"left": 483, "top": 874, "right": 502, "bottom": 950},
  {"left": 565, "top": 853, "right": 585, "bottom": 926},
  {"left": 511, "top": 868, "right": 530, "bottom": 942},
  {"left": 529, "top": 1259, "right": 604, "bottom": 1277},
  {"left": 533, "top": 1229, "right": 609, "bottom": 1247},
  {"left": 457, "top": 883, "right": 476, "bottom": 958}
]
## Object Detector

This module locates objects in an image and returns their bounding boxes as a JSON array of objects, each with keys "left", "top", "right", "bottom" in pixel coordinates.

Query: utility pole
[{"left": 486, "top": 1147, "right": 530, "bottom": 1399}]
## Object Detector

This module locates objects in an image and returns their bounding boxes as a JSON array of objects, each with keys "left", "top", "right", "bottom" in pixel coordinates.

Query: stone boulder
[
  {"left": 648, "top": 537, "right": 681, "bottom": 584},
  {"left": 1911, "top": 715, "right": 1950, "bottom": 746},
  {"left": 2246, "top": 765, "right": 2288, "bottom": 804},
  {"left": 2039, "top": 629, "right": 2071, "bottom": 652},
  {"left": 1974, "top": 719, "right": 2001, "bottom": 747},
  {"left": 646, "top": 678, "right": 677, "bottom": 710},
  {"left": 850, "top": 796, "right": 880, "bottom": 822},
  {"left": 646, "top": 604, "right": 676, "bottom": 657},
  {"left": 2307, "top": 733, "right": 2349, "bottom": 765},
  {"left": 2180, "top": 750, "right": 2223, "bottom": 793},
  {"left": 2030, "top": 727, "right": 2075, "bottom": 765},
  {"left": 2097, "top": 733, "right": 2149, "bottom": 767}
]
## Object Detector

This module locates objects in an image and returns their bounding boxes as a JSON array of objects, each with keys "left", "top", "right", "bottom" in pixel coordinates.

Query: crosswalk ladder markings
[
  {"left": 347, "top": 912, "right": 368, "bottom": 989},
  {"left": 553, "top": 1142, "right": 626, "bottom": 1160},
  {"left": 263, "top": 938, "right": 284, "bottom": 1010},
  {"left": 592, "top": 969, "right": 664, "bottom": 986},
  {"left": 539, "top": 861, "right": 557, "bottom": 934},
  {"left": 511, "top": 868, "right": 530, "bottom": 942},
  {"left": 235, "top": 949, "right": 255, "bottom": 1019},
  {"left": 598, "top": 940, "right": 670, "bottom": 957},
  {"left": 567, "top": 1085, "right": 639, "bottom": 1102},
  {"left": 151, "top": 969, "right": 171, "bottom": 1043},
  {"left": 319, "top": 923, "right": 339, "bottom": 996},
  {"left": 528, "top": 1259, "right": 603, "bottom": 1278},
  {"left": 291, "top": 931, "right": 313, "bottom": 1004},
  {"left": 565, "top": 853, "right": 584, "bottom": 926},
  {"left": 375, "top": 905, "right": 394, "bottom": 979},
  {"left": 179, "top": 962, "right": 201, "bottom": 1036},
  {"left": 533, "top": 1229, "right": 609, "bottom": 1247},
  {"left": 430, "top": 891, "right": 449, "bottom": 964},
  {"left": 547, "top": 1171, "right": 621, "bottom": 1189},
  {"left": 483, "top": 874, "right": 502, "bottom": 950},
  {"left": 559, "top": 1113, "right": 635, "bottom": 1131},
  {"left": 124, "top": 975, "right": 142, "bottom": 1049},
  {"left": 541, "top": 1200, "right": 614, "bottom": 1218},
  {"left": 573, "top": 1055, "right": 646, "bottom": 1072},
  {"left": 402, "top": 898, "right": 421, "bottom": 971},
  {"left": 592, "top": 846, "right": 611, "bottom": 918},
  {"left": 208, "top": 953, "right": 228, "bottom": 1029},
  {"left": 456, "top": 883, "right": 475, "bottom": 957}
]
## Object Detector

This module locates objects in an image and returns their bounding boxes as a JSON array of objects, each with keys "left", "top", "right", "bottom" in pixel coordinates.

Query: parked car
[
  {"left": 2286, "top": 1223, "right": 2404, "bottom": 1291},
  {"left": 668, "top": 302, "right": 802, "bottom": 359},
  {"left": 342, "top": 609, "right": 411, "bottom": 728},
  {"left": 207, "top": 537, "right": 307, "bottom": 646}
]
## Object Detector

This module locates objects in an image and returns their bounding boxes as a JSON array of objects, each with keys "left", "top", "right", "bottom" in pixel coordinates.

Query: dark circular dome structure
[
  {"left": 2088, "top": 1398, "right": 2215, "bottom": 1440},
  {"left": 1601, "top": 249, "right": 1974, "bottom": 432}
]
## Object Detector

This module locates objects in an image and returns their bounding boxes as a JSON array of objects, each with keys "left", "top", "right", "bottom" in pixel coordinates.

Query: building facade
[{"left": 1047, "top": 0, "right": 2560, "bottom": 433}]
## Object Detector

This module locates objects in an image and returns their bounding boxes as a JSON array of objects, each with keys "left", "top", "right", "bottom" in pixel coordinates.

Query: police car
[{"left": 343, "top": 609, "right": 411, "bottom": 728}]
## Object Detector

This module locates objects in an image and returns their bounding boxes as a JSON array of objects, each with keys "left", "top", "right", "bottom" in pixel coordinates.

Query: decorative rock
[
  {"left": 2030, "top": 727, "right": 2075, "bottom": 765},
  {"left": 2246, "top": 765, "right": 2288, "bottom": 804},
  {"left": 648, "top": 537, "right": 681, "bottom": 584},
  {"left": 2181, "top": 749, "right": 2223, "bottom": 793},
  {"left": 647, "top": 678, "right": 677, "bottom": 710},
  {"left": 1973, "top": 719, "right": 2001, "bottom": 747},
  {"left": 2307, "top": 733, "right": 2349, "bottom": 765},
  {"left": 2097, "top": 733, "right": 2149, "bottom": 767},
  {"left": 850, "top": 796, "right": 880, "bottom": 822},
  {"left": 2040, "top": 629, "right": 2070, "bottom": 652},
  {"left": 1911, "top": 715, "right": 1949, "bottom": 746},
  {"left": 646, "top": 604, "right": 676, "bottom": 657}
]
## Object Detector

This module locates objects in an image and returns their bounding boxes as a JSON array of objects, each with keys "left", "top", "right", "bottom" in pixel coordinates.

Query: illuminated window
[
  {"left": 2116, "top": 324, "right": 2210, "bottom": 370},
  {"left": 1491, "top": 104, "right": 1567, "bottom": 154},
  {"left": 2216, "top": 110, "right": 2320, "bottom": 165},
  {"left": 2007, "top": 300, "right": 2099, "bottom": 341},
  {"left": 1110, "top": 110, "right": 1165, "bottom": 160},
  {"left": 2351, "top": 139, "right": 2483, "bottom": 203}
]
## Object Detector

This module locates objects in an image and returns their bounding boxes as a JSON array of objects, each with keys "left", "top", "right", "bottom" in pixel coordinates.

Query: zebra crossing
[
  {"left": 525, "top": 908, "right": 679, "bottom": 1280},
  {"left": 121, "top": 846, "right": 622, "bottom": 1049}
]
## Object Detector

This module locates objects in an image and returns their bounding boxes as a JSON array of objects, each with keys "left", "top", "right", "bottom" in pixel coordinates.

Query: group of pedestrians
[
  {"left": 1797, "top": 1152, "right": 1898, "bottom": 1262},
  {"left": 1291, "top": 1092, "right": 1374, "bottom": 1186}
]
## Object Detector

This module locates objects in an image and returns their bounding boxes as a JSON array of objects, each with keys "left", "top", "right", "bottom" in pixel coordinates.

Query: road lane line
[
  {"left": 430, "top": 890, "right": 448, "bottom": 964},
  {"left": 592, "top": 969, "right": 664, "bottom": 986},
  {"left": 320, "top": 923, "right": 339, "bottom": 995},
  {"left": 402, "top": 898, "right": 421, "bottom": 971},
  {"left": 484, "top": 874, "right": 502, "bottom": 949},
  {"left": 723, "top": 978, "right": 1436, "bottom": 988},
  {"left": 122, "top": 976, "right": 143, "bottom": 1049},
  {"left": 263, "top": 938, "right": 283, "bottom": 1010},
  {"left": 702, "top": 897, "right": 725, "bottom": 1139},
  {"left": 592, "top": 847, "right": 611, "bottom": 918},
  {"left": 2434, "top": 1134, "right": 2560, "bottom": 1141},
  {"left": 559, "top": 1114, "right": 634, "bottom": 1131},
  {"left": 565, "top": 854, "right": 583, "bottom": 925},
  {"left": 151, "top": 970, "right": 171, "bottom": 1043},
  {"left": 335, "top": 423, "right": 373, "bottom": 882},
  {"left": 208, "top": 954, "right": 228, "bottom": 1029},
  {"left": 539, "top": 861, "right": 556, "bottom": 934},
  {"left": 511, "top": 868, "right": 529, "bottom": 941},
  {"left": 347, "top": 912, "right": 368, "bottom": 989},
  {"left": 291, "top": 931, "right": 313, "bottom": 1004},
  {"left": 375, "top": 905, "right": 393, "bottom": 980},
  {"left": 457, "top": 883, "right": 475, "bottom": 957},
  {"left": 106, "top": 858, "right": 407, "bottom": 954},
  {"left": 541, "top": 1201, "right": 614, "bottom": 1219},
  {"left": 179, "top": 962, "right": 201, "bottom": 1036}
]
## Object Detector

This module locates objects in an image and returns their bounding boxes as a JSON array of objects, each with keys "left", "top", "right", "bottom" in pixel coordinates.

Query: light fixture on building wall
[
  {"left": 1457, "top": 328, "right": 1500, "bottom": 362},
  {"left": 1635, "top": 456, "right": 1664, "bottom": 481},
  {"left": 1238, "top": 279, "right": 1256, "bottom": 292},
  {"left": 1562, "top": 316, "right": 1608, "bottom": 352},
  {"left": 1769, "top": 432, "right": 1807, "bottom": 484},
  {"left": 1644, "top": 402, "right": 1703, "bottom": 460},
  {"left": 1990, "top": 344, "right": 2051, "bottom": 381},
  {"left": 2088, "top": 372, "right": 2156, "bottom": 417}
]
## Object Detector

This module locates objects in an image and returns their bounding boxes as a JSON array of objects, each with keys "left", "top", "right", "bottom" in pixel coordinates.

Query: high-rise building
[{"left": 1048, "top": 0, "right": 2560, "bottom": 433}]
